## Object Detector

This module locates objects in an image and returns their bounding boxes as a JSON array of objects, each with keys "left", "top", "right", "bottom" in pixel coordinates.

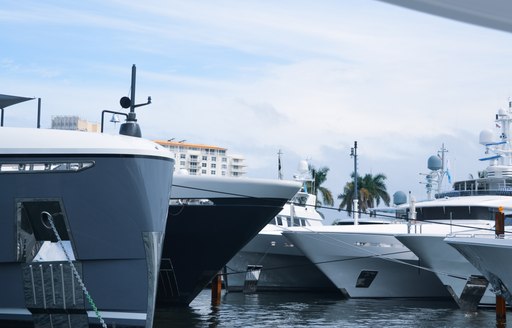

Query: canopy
[
  {"left": 0, "top": 94, "right": 34, "bottom": 109},
  {"left": 379, "top": 0, "right": 512, "bottom": 34}
]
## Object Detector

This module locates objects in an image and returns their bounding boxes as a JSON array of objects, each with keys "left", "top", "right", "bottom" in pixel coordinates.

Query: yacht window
[
  {"left": 293, "top": 218, "right": 300, "bottom": 227},
  {"left": 276, "top": 216, "right": 283, "bottom": 226},
  {"left": 286, "top": 217, "right": 292, "bottom": 227},
  {"left": 1, "top": 161, "right": 94, "bottom": 173},
  {"left": 416, "top": 206, "right": 493, "bottom": 221}
]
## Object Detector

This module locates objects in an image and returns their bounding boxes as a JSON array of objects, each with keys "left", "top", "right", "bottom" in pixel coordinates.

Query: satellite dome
[
  {"left": 427, "top": 155, "right": 442, "bottom": 171},
  {"left": 298, "top": 160, "right": 309, "bottom": 174},
  {"left": 498, "top": 108, "right": 506, "bottom": 116},
  {"left": 479, "top": 129, "right": 494, "bottom": 145},
  {"left": 393, "top": 191, "right": 407, "bottom": 205}
]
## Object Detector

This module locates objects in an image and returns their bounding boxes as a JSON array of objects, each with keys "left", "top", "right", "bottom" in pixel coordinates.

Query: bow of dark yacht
[{"left": 156, "top": 174, "right": 301, "bottom": 306}]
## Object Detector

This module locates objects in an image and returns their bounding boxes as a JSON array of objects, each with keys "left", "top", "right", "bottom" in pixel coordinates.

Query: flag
[
  {"left": 277, "top": 150, "right": 283, "bottom": 180},
  {"left": 446, "top": 159, "right": 452, "bottom": 184}
]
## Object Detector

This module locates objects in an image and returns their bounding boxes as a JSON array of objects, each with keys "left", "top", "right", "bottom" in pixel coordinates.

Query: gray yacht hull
[{"left": 0, "top": 154, "right": 174, "bottom": 327}]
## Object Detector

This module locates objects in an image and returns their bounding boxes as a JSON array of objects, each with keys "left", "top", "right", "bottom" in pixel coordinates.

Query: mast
[
  {"left": 119, "top": 64, "right": 152, "bottom": 138},
  {"left": 350, "top": 141, "right": 359, "bottom": 225}
]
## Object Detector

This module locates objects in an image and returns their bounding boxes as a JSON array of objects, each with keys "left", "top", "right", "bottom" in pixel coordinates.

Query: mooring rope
[{"left": 41, "top": 211, "right": 107, "bottom": 328}]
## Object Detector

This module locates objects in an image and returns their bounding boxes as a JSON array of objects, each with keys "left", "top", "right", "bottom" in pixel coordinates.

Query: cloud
[{"left": 2, "top": 0, "right": 512, "bottom": 215}]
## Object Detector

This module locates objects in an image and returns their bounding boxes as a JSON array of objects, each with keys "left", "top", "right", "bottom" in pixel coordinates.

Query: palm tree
[
  {"left": 305, "top": 165, "right": 334, "bottom": 207},
  {"left": 338, "top": 172, "right": 390, "bottom": 215},
  {"left": 359, "top": 173, "right": 391, "bottom": 211}
]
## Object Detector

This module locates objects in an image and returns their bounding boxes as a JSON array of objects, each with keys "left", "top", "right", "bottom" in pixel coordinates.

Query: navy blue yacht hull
[{"left": 157, "top": 197, "right": 288, "bottom": 306}]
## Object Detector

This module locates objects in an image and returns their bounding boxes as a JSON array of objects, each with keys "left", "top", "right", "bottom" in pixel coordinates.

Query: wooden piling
[
  {"left": 211, "top": 272, "right": 222, "bottom": 306},
  {"left": 496, "top": 295, "right": 506, "bottom": 327},
  {"left": 496, "top": 207, "right": 506, "bottom": 327}
]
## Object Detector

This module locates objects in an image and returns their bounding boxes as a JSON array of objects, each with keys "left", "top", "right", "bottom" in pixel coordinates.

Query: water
[{"left": 154, "top": 290, "right": 499, "bottom": 327}]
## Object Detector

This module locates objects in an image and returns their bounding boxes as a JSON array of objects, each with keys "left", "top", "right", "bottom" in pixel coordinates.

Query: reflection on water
[{"left": 154, "top": 289, "right": 498, "bottom": 327}]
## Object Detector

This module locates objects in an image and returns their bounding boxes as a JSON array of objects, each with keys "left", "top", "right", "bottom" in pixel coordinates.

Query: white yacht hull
[
  {"left": 226, "top": 231, "right": 337, "bottom": 292},
  {"left": 445, "top": 237, "right": 512, "bottom": 304},
  {"left": 396, "top": 234, "right": 496, "bottom": 307},
  {"left": 283, "top": 229, "right": 451, "bottom": 299}
]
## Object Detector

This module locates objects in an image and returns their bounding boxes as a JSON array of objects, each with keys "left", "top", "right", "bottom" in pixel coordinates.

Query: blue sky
[{"left": 2, "top": 1, "right": 512, "bottom": 221}]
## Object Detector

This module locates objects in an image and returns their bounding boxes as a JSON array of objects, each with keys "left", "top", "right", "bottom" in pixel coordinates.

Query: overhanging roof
[
  {"left": 378, "top": 0, "right": 512, "bottom": 33},
  {"left": 0, "top": 94, "right": 34, "bottom": 109}
]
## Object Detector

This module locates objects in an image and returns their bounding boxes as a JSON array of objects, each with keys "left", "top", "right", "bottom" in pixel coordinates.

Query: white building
[{"left": 154, "top": 140, "right": 247, "bottom": 177}]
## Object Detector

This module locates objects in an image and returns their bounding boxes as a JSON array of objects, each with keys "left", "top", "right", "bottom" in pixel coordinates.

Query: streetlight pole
[{"left": 350, "top": 141, "right": 359, "bottom": 225}]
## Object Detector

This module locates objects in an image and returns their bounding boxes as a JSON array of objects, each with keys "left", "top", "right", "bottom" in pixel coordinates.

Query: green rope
[{"left": 43, "top": 211, "right": 107, "bottom": 328}]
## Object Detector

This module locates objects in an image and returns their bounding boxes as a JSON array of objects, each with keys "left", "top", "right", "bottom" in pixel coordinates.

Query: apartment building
[{"left": 154, "top": 140, "right": 246, "bottom": 177}]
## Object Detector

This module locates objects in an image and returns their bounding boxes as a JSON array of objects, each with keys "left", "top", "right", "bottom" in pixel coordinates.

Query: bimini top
[
  {"left": 0, "top": 127, "right": 174, "bottom": 159},
  {"left": 0, "top": 94, "right": 34, "bottom": 108}
]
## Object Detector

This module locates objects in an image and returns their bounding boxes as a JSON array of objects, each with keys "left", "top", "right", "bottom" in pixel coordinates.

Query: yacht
[
  {"left": 224, "top": 175, "right": 337, "bottom": 293},
  {"left": 395, "top": 203, "right": 505, "bottom": 309},
  {"left": 0, "top": 67, "right": 176, "bottom": 327},
  {"left": 393, "top": 104, "right": 512, "bottom": 309},
  {"left": 156, "top": 173, "right": 301, "bottom": 306},
  {"left": 0, "top": 127, "right": 174, "bottom": 327},
  {"left": 282, "top": 221, "right": 452, "bottom": 299}
]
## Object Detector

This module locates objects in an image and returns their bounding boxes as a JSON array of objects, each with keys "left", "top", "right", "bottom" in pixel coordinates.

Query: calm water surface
[{"left": 154, "top": 289, "right": 499, "bottom": 327}]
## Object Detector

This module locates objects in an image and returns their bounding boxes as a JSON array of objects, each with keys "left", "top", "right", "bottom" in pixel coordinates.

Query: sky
[{"left": 2, "top": 0, "right": 512, "bottom": 222}]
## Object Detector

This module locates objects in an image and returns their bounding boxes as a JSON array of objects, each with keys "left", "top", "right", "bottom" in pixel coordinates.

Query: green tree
[
  {"left": 305, "top": 165, "right": 334, "bottom": 207},
  {"left": 338, "top": 172, "right": 390, "bottom": 214}
]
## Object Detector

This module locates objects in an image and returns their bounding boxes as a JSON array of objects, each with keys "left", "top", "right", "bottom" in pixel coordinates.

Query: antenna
[{"left": 118, "top": 64, "right": 152, "bottom": 138}]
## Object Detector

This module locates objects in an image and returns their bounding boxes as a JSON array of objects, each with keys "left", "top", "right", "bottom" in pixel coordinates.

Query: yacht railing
[{"left": 437, "top": 189, "right": 512, "bottom": 198}]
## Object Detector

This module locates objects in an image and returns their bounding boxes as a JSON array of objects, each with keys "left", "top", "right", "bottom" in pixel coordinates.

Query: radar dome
[
  {"left": 479, "top": 129, "right": 494, "bottom": 145},
  {"left": 393, "top": 191, "right": 407, "bottom": 205},
  {"left": 427, "top": 155, "right": 442, "bottom": 171},
  {"left": 498, "top": 108, "right": 506, "bottom": 116},
  {"left": 298, "top": 160, "right": 309, "bottom": 174}
]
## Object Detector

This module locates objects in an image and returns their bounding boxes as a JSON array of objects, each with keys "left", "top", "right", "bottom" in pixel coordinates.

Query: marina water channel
[{"left": 154, "top": 289, "right": 500, "bottom": 327}]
